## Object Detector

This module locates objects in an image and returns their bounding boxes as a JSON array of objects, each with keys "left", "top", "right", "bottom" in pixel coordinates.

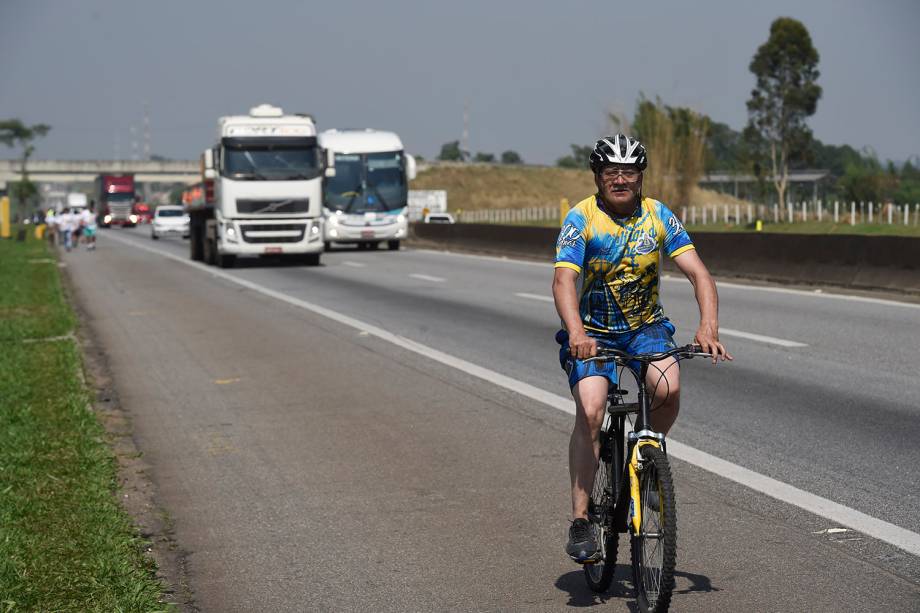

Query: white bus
[{"left": 319, "top": 129, "right": 416, "bottom": 251}]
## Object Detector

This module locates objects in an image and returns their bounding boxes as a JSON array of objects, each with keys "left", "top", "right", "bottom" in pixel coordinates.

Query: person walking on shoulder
[
  {"left": 81, "top": 203, "right": 97, "bottom": 251},
  {"left": 553, "top": 134, "right": 732, "bottom": 563}
]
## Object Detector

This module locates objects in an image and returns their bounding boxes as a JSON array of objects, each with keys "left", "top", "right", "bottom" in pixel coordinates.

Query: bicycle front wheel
[
  {"left": 630, "top": 445, "right": 676, "bottom": 613},
  {"left": 583, "top": 434, "right": 618, "bottom": 592}
]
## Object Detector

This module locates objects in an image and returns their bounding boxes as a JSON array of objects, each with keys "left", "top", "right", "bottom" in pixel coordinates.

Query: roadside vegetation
[
  {"left": 412, "top": 165, "right": 920, "bottom": 235},
  {"left": 0, "top": 229, "right": 168, "bottom": 611}
]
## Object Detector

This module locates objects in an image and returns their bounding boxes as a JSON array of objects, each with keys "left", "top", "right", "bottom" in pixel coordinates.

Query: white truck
[
  {"left": 188, "top": 104, "right": 330, "bottom": 268},
  {"left": 66, "top": 192, "right": 88, "bottom": 211},
  {"left": 319, "top": 129, "right": 416, "bottom": 251}
]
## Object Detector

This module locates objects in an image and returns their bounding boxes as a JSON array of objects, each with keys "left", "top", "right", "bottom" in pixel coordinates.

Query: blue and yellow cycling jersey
[{"left": 555, "top": 195, "right": 694, "bottom": 334}]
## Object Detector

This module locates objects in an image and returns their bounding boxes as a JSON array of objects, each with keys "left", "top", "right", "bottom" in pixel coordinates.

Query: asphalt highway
[{"left": 63, "top": 227, "right": 920, "bottom": 611}]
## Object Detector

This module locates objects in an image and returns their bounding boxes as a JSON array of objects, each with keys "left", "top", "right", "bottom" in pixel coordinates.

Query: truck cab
[
  {"left": 189, "top": 104, "right": 329, "bottom": 267},
  {"left": 319, "top": 129, "right": 416, "bottom": 251}
]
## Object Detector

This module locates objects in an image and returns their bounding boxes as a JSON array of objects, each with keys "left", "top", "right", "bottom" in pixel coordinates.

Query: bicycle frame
[
  {"left": 592, "top": 344, "right": 710, "bottom": 535},
  {"left": 603, "top": 358, "right": 665, "bottom": 537}
]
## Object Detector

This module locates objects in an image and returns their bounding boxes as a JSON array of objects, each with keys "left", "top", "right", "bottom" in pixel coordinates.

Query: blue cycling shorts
[{"left": 556, "top": 320, "right": 677, "bottom": 390}]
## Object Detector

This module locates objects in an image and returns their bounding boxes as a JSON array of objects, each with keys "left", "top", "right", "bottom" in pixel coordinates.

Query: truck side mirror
[
  {"left": 405, "top": 154, "right": 417, "bottom": 181},
  {"left": 203, "top": 148, "right": 215, "bottom": 170},
  {"left": 324, "top": 148, "right": 336, "bottom": 177}
]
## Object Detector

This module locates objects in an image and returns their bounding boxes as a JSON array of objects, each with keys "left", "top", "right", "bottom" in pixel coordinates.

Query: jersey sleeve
[
  {"left": 554, "top": 207, "right": 588, "bottom": 273},
  {"left": 657, "top": 202, "right": 695, "bottom": 258}
]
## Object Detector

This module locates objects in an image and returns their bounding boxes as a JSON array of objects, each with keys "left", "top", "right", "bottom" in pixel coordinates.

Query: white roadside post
[
  {"left": 904, "top": 204, "right": 909, "bottom": 226},
  {"left": 851, "top": 201, "right": 856, "bottom": 226},
  {"left": 887, "top": 203, "right": 893, "bottom": 225},
  {"left": 868, "top": 201, "right": 874, "bottom": 223},
  {"left": 702, "top": 206, "right": 708, "bottom": 225},
  {"left": 735, "top": 204, "right": 741, "bottom": 225},
  {"left": 691, "top": 206, "right": 697, "bottom": 225},
  {"left": 834, "top": 200, "right": 839, "bottom": 223},
  {"left": 817, "top": 199, "right": 823, "bottom": 222}
]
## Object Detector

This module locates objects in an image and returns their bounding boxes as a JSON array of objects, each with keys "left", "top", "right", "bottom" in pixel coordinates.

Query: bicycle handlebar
[{"left": 582, "top": 344, "right": 712, "bottom": 364}]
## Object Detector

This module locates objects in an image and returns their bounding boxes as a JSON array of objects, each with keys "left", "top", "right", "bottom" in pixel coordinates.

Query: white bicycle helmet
[{"left": 589, "top": 134, "right": 648, "bottom": 173}]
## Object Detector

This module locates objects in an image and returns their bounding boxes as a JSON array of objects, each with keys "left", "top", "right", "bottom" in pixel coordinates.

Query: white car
[
  {"left": 151, "top": 206, "right": 190, "bottom": 240},
  {"left": 424, "top": 212, "right": 455, "bottom": 224}
]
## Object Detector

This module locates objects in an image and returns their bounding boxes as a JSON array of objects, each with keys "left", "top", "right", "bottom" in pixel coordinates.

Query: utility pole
[
  {"left": 130, "top": 124, "right": 139, "bottom": 161},
  {"left": 143, "top": 101, "right": 151, "bottom": 161},
  {"left": 461, "top": 100, "right": 470, "bottom": 163}
]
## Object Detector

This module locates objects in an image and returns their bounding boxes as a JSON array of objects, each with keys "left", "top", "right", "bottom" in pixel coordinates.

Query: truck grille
[
  {"left": 240, "top": 223, "right": 306, "bottom": 243},
  {"left": 236, "top": 198, "right": 310, "bottom": 214}
]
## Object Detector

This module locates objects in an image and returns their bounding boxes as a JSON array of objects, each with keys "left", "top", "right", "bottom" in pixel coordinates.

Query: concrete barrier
[{"left": 409, "top": 223, "right": 920, "bottom": 295}]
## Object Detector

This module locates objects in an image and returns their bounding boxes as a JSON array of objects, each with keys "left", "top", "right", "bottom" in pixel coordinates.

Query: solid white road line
[
  {"left": 409, "top": 273, "right": 446, "bottom": 283},
  {"left": 514, "top": 293, "right": 808, "bottom": 348},
  {"left": 101, "top": 231, "right": 920, "bottom": 558},
  {"left": 342, "top": 261, "right": 366, "bottom": 268}
]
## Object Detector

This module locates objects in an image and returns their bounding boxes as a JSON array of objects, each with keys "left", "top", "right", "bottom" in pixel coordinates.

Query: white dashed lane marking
[{"left": 409, "top": 273, "right": 446, "bottom": 283}]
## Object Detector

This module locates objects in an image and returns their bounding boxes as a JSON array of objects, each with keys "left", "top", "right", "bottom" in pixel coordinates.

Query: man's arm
[
  {"left": 672, "top": 249, "right": 733, "bottom": 363},
  {"left": 552, "top": 267, "right": 597, "bottom": 359}
]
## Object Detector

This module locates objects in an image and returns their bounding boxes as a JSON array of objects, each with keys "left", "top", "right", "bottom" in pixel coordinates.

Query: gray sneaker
[{"left": 566, "top": 518, "right": 600, "bottom": 563}]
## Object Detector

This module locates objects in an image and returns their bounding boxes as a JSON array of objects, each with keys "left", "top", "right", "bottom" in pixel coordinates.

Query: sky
[{"left": 1, "top": 0, "right": 918, "bottom": 166}]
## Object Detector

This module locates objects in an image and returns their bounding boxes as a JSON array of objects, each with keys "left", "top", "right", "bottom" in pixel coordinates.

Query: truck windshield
[
  {"left": 222, "top": 145, "right": 321, "bottom": 181},
  {"left": 325, "top": 151, "right": 407, "bottom": 213}
]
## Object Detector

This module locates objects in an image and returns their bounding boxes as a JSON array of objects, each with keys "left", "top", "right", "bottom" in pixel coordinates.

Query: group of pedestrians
[{"left": 45, "top": 204, "right": 97, "bottom": 252}]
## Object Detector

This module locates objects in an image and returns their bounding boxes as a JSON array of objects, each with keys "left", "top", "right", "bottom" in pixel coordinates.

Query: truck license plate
[
  {"left": 361, "top": 230, "right": 375, "bottom": 239},
  {"left": 264, "top": 247, "right": 283, "bottom": 254}
]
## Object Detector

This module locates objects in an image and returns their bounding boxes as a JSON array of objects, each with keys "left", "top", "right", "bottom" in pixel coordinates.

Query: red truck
[{"left": 94, "top": 174, "right": 136, "bottom": 227}]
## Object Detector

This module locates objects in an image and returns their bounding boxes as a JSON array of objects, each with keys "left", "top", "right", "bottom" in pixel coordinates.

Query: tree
[
  {"left": 0, "top": 119, "right": 51, "bottom": 213},
  {"left": 627, "top": 96, "right": 709, "bottom": 206},
  {"left": 746, "top": 17, "right": 822, "bottom": 210},
  {"left": 437, "top": 141, "right": 465, "bottom": 162},
  {"left": 556, "top": 144, "right": 592, "bottom": 169},
  {"left": 473, "top": 152, "right": 495, "bottom": 163},
  {"left": 500, "top": 150, "right": 522, "bottom": 165}
]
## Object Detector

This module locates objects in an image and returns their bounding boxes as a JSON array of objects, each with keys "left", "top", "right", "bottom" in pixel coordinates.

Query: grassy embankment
[
  {"left": 0, "top": 230, "right": 167, "bottom": 611},
  {"left": 412, "top": 164, "right": 920, "bottom": 236}
]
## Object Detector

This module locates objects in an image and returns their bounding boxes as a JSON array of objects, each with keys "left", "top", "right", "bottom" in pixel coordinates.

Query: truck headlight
[
  {"left": 225, "top": 224, "right": 238, "bottom": 243},
  {"left": 397, "top": 214, "right": 406, "bottom": 223},
  {"left": 104, "top": 214, "right": 112, "bottom": 223},
  {"left": 129, "top": 214, "right": 138, "bottom": 223}
]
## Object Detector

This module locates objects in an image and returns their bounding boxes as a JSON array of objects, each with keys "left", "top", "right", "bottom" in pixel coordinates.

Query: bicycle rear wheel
[
  {"left": 630, "top": 445, "right": 676, "bottom": 613},
  {"left": 583, "top": 431, "right": 618, "bottom": 592}
]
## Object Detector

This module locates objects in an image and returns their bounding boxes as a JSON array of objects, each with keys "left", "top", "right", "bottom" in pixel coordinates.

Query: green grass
[{"left": 0, "top": 228, "right": 169, "bottom": 612}]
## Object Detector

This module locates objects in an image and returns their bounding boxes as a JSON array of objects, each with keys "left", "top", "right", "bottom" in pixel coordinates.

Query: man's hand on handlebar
[
  {"left": 568, "top": 331, "right": 598, "bottom": 360},
  {"left": 693, "top": 324, "right": 733, "bottom": 364}
]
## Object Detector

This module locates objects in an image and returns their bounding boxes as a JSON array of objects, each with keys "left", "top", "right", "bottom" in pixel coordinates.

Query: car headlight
[{"left": 397, "top": 214, "right": 406, "bottom": 223}]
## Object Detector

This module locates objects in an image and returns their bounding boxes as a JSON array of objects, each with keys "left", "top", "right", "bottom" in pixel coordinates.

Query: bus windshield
[{"left": 325, "top": 151, "right": 406, "bottom": 213}]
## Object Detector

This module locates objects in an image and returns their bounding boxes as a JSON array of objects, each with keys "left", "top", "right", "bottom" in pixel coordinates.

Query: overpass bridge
[{"left": 0, "top": 159, "right": 200, "bottom": 188}]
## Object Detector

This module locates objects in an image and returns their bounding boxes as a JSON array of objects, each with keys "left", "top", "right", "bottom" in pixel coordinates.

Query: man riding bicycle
[{"left": 553, "top": 134, "right": 732, "bottom": 563}]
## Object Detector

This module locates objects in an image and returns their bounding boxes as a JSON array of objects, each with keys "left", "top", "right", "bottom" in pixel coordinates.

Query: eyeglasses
[{"left": 600, "top": 168, "right": 641, "bottom": 181}]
